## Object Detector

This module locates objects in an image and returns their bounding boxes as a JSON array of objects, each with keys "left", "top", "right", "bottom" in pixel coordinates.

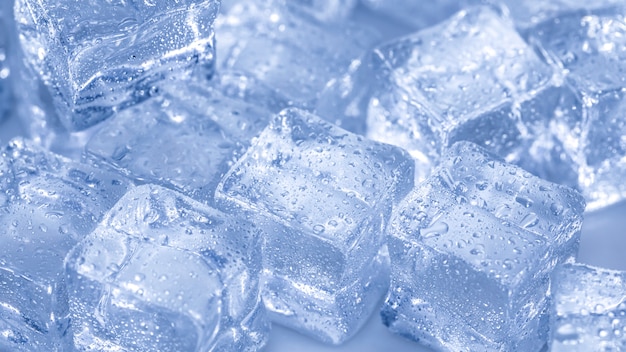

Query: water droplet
[
  {"left": 134, "top": 274, "right": 145, "bottom": 282},
  {"left": 555, "top": 324, "right": 578, "bottom": 342},
  {"left": 313, "top": 224, "right": 325, "bottom": 234},
  {"left": 420, "top": 221, "right": 448, "bottom": 239},
  {"left": 520, "top": 213, "right": 539, "bottom": 228},
  {"left": 470, "top": 244, "right": 485, "bottom": 256},
  {"left": 515, "top": 195, "right": 533, "bottom": 208}
]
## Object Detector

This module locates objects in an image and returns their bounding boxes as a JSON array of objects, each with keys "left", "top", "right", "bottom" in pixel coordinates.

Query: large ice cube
[
  {"left": 14, "top": 0, "right": 219, "bottom": 131},
  {"left": 550, "top": 263, "right": 626, "bottom": 351},
  {"left": 366, "top": 6, "right": 582, "bottom": 187},
  {"left": 216, "top": 108, "right": 414, "bottom": 344},
  {"left": 0, "top": 138, "right": 131, "bottom": 351},
  {"left": 86, "top": 78, "right": 272, "bottom": 205},
  {"left": 216, "top": 1, "right": 377, "bottom": 123},
  {"left": 65, "top": 184, "right": 269, "bottom": 351},
  {"left": 528, "top": 7, "right": 626, "bottom": 210},
  {"left": 382, "top": 142, "right": 585, "bottom": 351}
]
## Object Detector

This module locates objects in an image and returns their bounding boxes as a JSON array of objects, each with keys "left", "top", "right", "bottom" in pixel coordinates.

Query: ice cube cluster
[{"left": 0, "top": 0, "right": 625, "bottom": 351}]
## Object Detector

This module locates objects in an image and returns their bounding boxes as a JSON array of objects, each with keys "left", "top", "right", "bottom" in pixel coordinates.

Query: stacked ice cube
[{"left": 0, "top": 0, "right": 625, "bottom": 351}]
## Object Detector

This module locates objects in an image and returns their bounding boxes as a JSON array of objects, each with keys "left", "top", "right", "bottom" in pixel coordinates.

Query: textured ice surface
[
  {"left": 65, "top": 184, "right": 269, "bottom": 351},
  {"left": 216, "top": 1, "right": 376, "bottom": 122},
  {"left": 366, "top": 6, "right": 582, "bottom": 187},
  {"left": 0, "top": 2, "right": 11, "bottom": 121},
  {"left": 86, "top": 78, "right": 272, "bottom": 205},
  {"left": 361, "top": 0, "right": 467, "bottom": 28},
  {"left": 0, "top": 138, "right": 131, "bottom": 351},
  {"left": 216, "top": 108, "right": 414, "bottom": 344},
  {"left": 382, "top": 142, "right": 585, "bottom": 351},
  {"left": 14, "top": 0, "right": 219, "bottom": 131},
  {"left": 550, "top": 263, "right": 626, "bottom": 351},
  {"left": 528, "top": 8, "right": 626, "bottom": 210}
]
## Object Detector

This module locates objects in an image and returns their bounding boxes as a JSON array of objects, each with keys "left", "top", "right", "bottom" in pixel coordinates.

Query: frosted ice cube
[
  {"left": 528, "top": 8, "right": 626, "bottom": 210},
  {"left": 550, "top": 263, "right": 626, "bottom": 351},
  {"left": 14, "top": 0, "right": 219, "bottom": 131},
  {"left": 86, "top": 78, "right": 272, "bottom": 204},
  {"left": 382, "top": 141, "right": 585, "bottom": 351},
  {"left": 65, "top": 184, "right": 269, "bottom": 351},
  {"left": 216, "top": 108, "right": 414, "bottom": 344},
  {"left": 216, "top": 1, "right": 376, "bottom": 114},
  {"left": 366, "top": 6, "right": 582, "bottom": 187},
  {"left": 0, "top": 138, "right": 131, "bottom": 351}
]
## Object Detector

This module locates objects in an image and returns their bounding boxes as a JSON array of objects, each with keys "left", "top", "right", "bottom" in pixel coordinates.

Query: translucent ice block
[
  {"left": 366, "top": 6, "right": 582, "bottom": 187},
  {"left": 382, "top": 141, "right": 585, "bottom": 351},
  {"left": 86, "top": 78, "right": 272, "bottom": 205},
  {"left": 361, "top": 0, "right": 467, "bottom": 29},
  {"left": 14, "top": 0, "right": 219, "bottom": 131},
  {"left": 0, "top": 138, "right": 131, "bottom": 351},
  {"left": 216, "top": 1, "right": 377, "bottom": 122},
  {"left": 550, "top": 263, "right": 626, "bottom": 351},
  {"left": 216, "top": 108, "right": 414, "bottom": 344},
  {"left": 65, "top": 184, "right": 269, "bottom": 351},
  {"left": 0, "top": 1, "right": 12, "bottom": 121},
  {"left": 528, "top": 7, "right": 626, "bottom": 210},
  {"left": 287, "top": 0, "right": 358, "bottom": 22}
]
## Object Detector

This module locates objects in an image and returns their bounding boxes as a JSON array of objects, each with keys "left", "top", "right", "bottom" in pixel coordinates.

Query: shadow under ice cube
[
  {"left": 14, "top": 0, "right": 219, "bottom": 131},
  {"left": 550, "top": 263, "right": 626, "bottom": 351},
  {"left": 216, "top": 108, "right": 414, "bottom": 344},
  {"left": 65, "top": 184, "right": 269, "bottom": 351},
  {"left": 366, "top": 6, "right": 582, "bottom": 187},
  {"left": 382, "top": 141, "right": 585, "bottom": 351},
  {"left": 0, "top": 138, "right": 131, "bottom": 351}
]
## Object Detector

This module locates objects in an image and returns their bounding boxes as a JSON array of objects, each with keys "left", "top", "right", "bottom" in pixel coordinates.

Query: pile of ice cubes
[{"left": 0, "top": 0, "right": 625, "bottom": 350}]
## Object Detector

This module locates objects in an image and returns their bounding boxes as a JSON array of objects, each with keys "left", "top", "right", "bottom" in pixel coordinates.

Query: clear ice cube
[
  {"left": 216, "top": 108, "right": 414, "bottom": 344},
  {"left": 550, "top": 263, "right": 626, "bottom": 351},
  {"left": 86, "top": 78, "right": 272, "bottom": 205},
  {"left": 14, "top": 0, "right": 219, "bottom": 131},
  {"left": 381, "top": 141, "right": 585, "bottom": 351},
  {"left": 528, "top": 7, "right": 626, "bottom": 210},
  {"left": 65, "top": 184, "right": 269, "bottom": 351},
  {"left": 215, "top": 1, "right": 376, "bottom": 115},
  {"left": 286, "top": 0, "right": 357, "bottom": 22},
  {"left": 366, "top": 6, "right": 582, "bottom": 187},
  {"left": 0, "top": 138, "right": 132, "bottom": 351}
]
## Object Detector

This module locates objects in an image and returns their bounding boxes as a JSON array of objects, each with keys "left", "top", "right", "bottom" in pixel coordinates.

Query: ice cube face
[
  {"left": 216, "top": 1, "right": 375, "bottom": 112},
  {"left": 528, "top": 8, "right": 626, "bottom": 210},
  {"left": 14, "top": 0, "right": 219, "bottom": 131},
  {"left": 86, "top": 79, "right": 272, "bottom": 205},
  {"left": 216, "top": 108, "right": 414, "bottom": 344},
  {"left": 382, "top": 142, "right": 585, "bottom": 351},
  {"left": 366, "top": 6, "right": 582, "bottom": 187},
  {"left": 286, "top": 0, "right": 357, "bottom": 22},
  {"left": 550, "top": 263, "right": 626, "bottom": 351},
  {"left": 65, "top": 184, "right": 269, "bottom": 351},
  {"left": 361, "top": 0, "right": 466, "bottom": 28},
  {"left": 0, "top": 138, "right": 131, "bottom": 351}
]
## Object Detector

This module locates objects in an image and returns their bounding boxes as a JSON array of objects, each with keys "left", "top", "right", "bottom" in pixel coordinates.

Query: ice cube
[
  {"left": 366, "top": 6, "right": 582, "bottom": 187},
  {"left": 86, "top": 77, "right": 272, "bottom": 205},
  {"left": 286, "top": 0, "right": 357, "bottom": 22},
  {"left": 0, "top": 1, "right": 12, "bottom": 121},
  {"left": 550, "top": 263, "right": 626, "bottom": 351},
  {"left": 0, "top": 138, "right": 132, "bottom": 351},
  {"left": 528, "top": 7, "right": 626, "bottom": 210},
  {"left": 65, "top": 184, "right": 269, "bottom": 351},
  {"left": 381, "top": 141, "right": 585, "bottom": 351},
  {"left": 360, "top": 0, "right": 467, "bottom": 29},
  {"left": 216, "top": 108, "right": 414, "bottom": 344},
  {"left": 14, "top": 0, "right": 219, "bottom": 131},
  {"left": 215, "top": 1, "right": 377, "bottom": 116}
]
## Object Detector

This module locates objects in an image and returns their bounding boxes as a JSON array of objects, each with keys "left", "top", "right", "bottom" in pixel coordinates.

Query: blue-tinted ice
[
  {"left": 65, "top": 184, "right": 269, "bottom": 351},
  {"left": 0, "top": 1, "right": 11, "bottom": 121},
  {"left": 216, "top": 1, "right": 376, "bottom": 123},
  {"left": 216, "top": 108, "right": 414, "bottom": 344},
  {"left": 86, "top": 78, "right": 272, "bottom": 204},
  {"left": 382, "top": 141, "right": 585, "bottom": 351},
  {"left": 527, "top": 6, "right": 626, "bottom": 210},
  {"left": 550, "top": 263, "right": 626, "bottom": 351},
  {"left": 14, "top": 0, "right": 219, "bottom": 131},
  {"left": 0, "top": 138, "right": 131, "bottom": 351},
  {"left": 286, "top": 0, "right": 357, "bottom": 22},
  {"left": 366, "top": 6, "right": 582, "bottom": 188},
  {"left": 361, "top": 0, "right": 467, "bottom": 29}
]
